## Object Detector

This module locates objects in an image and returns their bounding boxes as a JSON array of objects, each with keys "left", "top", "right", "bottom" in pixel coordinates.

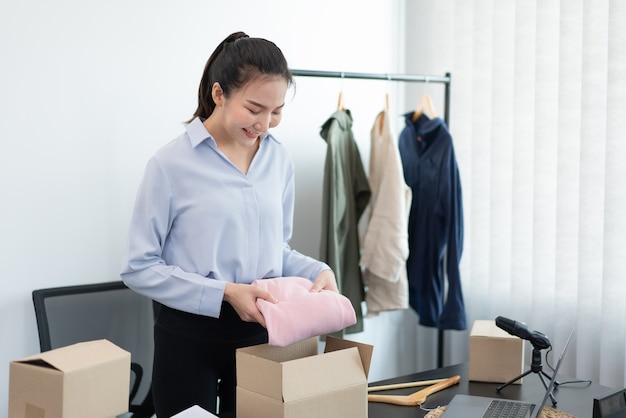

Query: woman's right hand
[{"left": 223, "top": 283, "right": 277, "bottom": 328}]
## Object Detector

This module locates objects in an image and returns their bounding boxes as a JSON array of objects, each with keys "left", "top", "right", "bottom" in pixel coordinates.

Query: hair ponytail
[{"left": 187, "top": 32, "right": 293, "bottom": 124}]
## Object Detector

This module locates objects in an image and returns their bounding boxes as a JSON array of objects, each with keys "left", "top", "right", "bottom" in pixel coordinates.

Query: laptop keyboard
[{"left": 482, "top": 399, "right": 533, "bottom": 418}]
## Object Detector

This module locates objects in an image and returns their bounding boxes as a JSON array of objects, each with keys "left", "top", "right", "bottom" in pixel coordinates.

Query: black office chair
[{"left": 32, "top": 281, "right": 156, "bottom": 418}]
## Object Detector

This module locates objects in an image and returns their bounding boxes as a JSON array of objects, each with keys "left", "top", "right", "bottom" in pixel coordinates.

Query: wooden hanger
[
  {"left": 376, "top": 93, "right": 390, "bottom": 134},
  {"left": 368, "top": 377, "right": 448, "bottom": 393},
  {"left": 337, "top": 91, "right": 345, "bottom": 111},
  {"left": 337, "top": 72, "right": 346, "bottom": 111},
  {"left": 411, "top": 93, "right": 437, "bottom": 122},
  {"left": 367, "top": 375, "right": 460, "bottom": 406}
]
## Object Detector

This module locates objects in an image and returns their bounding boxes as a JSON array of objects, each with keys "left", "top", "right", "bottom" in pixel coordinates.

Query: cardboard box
[
  {"left": 9, "top": 339, "right": 131, "bottom": 418},
  {"left": 469, "top": 320, "right": 525, "bottom": 384},
  {"left": 236, "top": 336, "right": 373, "bottom": 418}
]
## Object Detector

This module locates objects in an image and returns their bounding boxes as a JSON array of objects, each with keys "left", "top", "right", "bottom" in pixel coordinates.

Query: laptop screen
[{"left": 533, "top": 328, "right": 575, "bottom": 418}]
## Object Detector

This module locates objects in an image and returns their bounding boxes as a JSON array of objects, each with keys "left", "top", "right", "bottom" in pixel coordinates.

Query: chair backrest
[{"left": 32, "top": 281, "right": 155, "bottom": 418}]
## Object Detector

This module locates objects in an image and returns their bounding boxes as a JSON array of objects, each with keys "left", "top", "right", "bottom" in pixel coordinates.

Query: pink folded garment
[{"left": 252, "top": 277, "right": 357, "bottom": 347}]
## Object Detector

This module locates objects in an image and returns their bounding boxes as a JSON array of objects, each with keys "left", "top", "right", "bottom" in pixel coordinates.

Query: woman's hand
[
  {"left": 223, "top": 283, "right": 276, "bottom": 328},
  {"left": 309, "top": 269, "right": 339, "bottom": 293}
]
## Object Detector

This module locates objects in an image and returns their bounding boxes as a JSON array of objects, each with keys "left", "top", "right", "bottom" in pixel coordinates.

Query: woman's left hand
[{"left": 309, "top": 269, "right": 339, "bottom": 293}]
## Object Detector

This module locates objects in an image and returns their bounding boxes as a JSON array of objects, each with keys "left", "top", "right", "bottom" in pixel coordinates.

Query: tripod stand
[{"left": 496, "top": 346, "right": 560, "bottom": 406}]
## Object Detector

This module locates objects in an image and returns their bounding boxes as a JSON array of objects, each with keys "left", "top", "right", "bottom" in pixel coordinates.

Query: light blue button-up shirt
[{"left": 121, "top": 118, "right": 329, "bottom": 318}]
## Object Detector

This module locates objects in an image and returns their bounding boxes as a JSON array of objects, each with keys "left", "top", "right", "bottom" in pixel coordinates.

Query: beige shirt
[{"left": 359, "top": 109, "right": 412, "bottom": 315}]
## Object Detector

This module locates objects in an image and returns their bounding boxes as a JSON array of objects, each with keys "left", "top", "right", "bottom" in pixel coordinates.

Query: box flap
[
  {"left": 9, "top": 361, "right": 64, "bottom": 418},
  {"left": 239, "top": 337, "right": 318, "bottom": 363},
  {"left": 471, "top": 320, "right": 517, "bottom": 339},
  {"left": 237, "top": 338, "right": 319, "bottom": 400},
  {"left": 281, "top": 347, "right": 366, "bottom": 402},
  {"left": 237, "top": 349, "right": 285, "bottom": 400},
  {"left": 17, "top": 339, "right": 129, "bottom": 373},
  {"left": 324, "top": 336, "right": 373, "bottom": 378}
]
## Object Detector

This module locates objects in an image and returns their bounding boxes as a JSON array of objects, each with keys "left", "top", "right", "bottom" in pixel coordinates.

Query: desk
[{"left": 368, "top": 363, "right": 615, "bottom": 418}]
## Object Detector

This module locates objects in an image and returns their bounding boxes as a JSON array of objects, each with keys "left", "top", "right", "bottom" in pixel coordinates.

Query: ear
[{"left": 211, "top": 82, "right": 224, "bottom": 106}]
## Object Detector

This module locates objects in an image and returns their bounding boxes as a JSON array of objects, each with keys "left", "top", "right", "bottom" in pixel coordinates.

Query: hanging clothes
[
  {"left": 319, "top": 109, "right": 371, "bottom": 334},
  {"left": 359, "top": 109, "right": 411, "bottom": 315},
  {"left": 398, "top": 113, "right": 466, "bottom": 330}
]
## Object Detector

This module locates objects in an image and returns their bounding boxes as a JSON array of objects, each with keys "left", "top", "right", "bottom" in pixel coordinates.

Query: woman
[{"left": 121, "top": 31, "right": 338, "bottom": 417}]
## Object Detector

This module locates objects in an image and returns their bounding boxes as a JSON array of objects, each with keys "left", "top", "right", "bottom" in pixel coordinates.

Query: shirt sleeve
[{"left": 120, "top": 158, "right": 226, "bottom": 318}]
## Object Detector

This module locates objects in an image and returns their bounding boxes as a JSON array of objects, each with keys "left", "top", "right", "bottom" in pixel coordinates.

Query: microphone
[{"left": 495, "top": 316, "right": 551, "bottom": 349}]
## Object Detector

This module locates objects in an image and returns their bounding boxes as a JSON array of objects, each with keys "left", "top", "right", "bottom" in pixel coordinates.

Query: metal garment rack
[
  {"left": 289, "top": 69, "right": 451, "bottom": 128},
  {"left": 290, "top": 68, "right": 451, "bottom": 369}
]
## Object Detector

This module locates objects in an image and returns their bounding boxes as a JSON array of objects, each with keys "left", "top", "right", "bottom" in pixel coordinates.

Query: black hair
[{"left": 187, "top": 31, "right": 293, "bottom": 123}]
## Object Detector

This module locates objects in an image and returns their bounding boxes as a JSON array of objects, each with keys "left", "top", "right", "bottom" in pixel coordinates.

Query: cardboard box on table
[
  {"left": 236, "top": 336, "right": 373, "bottom": 418},
  {"left": 469, "top": 320, "right": 525, "bottom": 384},
  {"left": 9, "top": 339, "right": 130, "bottom": 418}
]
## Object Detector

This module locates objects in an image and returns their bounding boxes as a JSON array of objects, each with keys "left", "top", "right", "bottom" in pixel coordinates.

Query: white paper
[{"left": 170, "top": 405, "right": 218, "bottom": 418}]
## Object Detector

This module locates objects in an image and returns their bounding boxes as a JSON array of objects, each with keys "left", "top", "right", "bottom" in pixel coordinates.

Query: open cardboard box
[
  {"left": 9, "top": 339, "right": 130, "bottom": 418},
  {"left": 469, "top": 319, "right": 525, "bottom": 384},
  {"left": 236, "top": 336, "right": 373, "bottom": 418}
]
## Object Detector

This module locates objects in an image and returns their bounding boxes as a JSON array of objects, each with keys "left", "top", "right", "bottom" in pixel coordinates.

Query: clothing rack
[
  {"left": 289, "top": 69, "right": 451, "bottom": 128},
  {"left": 290, "top": 68, "right": 452, "bottom": 369}
]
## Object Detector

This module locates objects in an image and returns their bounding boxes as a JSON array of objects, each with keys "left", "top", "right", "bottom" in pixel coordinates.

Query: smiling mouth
[{"left": 243, "top": 128, "right": 260, "bottom": 138}]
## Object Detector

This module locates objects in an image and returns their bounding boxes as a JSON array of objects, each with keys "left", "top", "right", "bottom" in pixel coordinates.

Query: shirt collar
[
  {"left": 186, "top": 117, "right": 212, "bottom": 148},
  {"left": 185, "top": 116, "right": 282, "bottom": 147}
]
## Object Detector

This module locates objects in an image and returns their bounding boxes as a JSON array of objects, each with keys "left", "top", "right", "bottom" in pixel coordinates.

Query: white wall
[{"left": 0, "top": 0, "right": 446, "bottom": 413}]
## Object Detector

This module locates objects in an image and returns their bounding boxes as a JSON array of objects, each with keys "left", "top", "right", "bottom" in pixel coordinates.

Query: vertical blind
[{"left": 423, "top": 0, "right": 626, "bottom": 388}]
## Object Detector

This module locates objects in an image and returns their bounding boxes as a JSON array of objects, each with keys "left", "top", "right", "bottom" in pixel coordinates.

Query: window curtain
[{"left": 407, "top": 0, "right": 626, "bottom": 389}]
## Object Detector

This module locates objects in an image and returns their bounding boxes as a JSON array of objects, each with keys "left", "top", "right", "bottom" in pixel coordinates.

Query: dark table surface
[{"left": 367, "top": 362, "right": 616, "bottom": 417}]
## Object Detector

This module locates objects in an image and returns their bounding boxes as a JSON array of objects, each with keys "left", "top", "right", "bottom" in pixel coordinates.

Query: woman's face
[{"left": 218, "top": 76, "right": 288, "bottom": 147}]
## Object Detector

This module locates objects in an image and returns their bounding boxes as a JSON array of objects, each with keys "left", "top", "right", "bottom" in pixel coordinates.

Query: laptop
[{"left": 443, "top": 328, "right": 574, "bottom": 418}]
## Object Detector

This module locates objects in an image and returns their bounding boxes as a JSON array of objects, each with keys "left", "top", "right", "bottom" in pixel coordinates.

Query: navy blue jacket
[{"left": 398, "top": 113, "right": 466, "bottom": 330}]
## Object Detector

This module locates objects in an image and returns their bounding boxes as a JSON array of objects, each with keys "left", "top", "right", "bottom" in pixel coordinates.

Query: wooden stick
[{"left": 368, "top": 377, "right": 448, "bottom": 393}]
